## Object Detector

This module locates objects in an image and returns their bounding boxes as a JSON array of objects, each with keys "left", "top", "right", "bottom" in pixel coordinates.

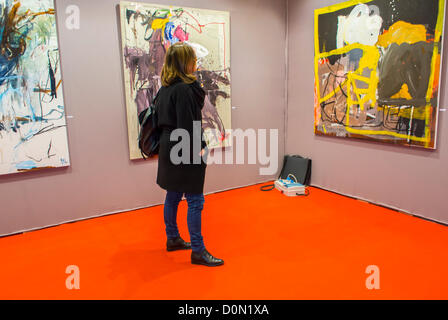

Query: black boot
[
  {"left": 166, "top": 236, "right": 191, "bottom": 252},
  {"left": 191, "top": 249, "right": 224, "bottom": 267}
]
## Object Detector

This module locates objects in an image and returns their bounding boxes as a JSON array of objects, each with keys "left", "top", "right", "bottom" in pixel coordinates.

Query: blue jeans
[{"left": 164, "top": 191, "right": 205, "bottom": 253}]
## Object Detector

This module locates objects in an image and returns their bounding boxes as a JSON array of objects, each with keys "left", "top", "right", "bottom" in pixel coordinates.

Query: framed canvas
[
  {"left": 0, "top": 0, "right": 70, "bottom": 175},
  {"left": 314, "top": 0, "right": 446, "bottom": 149},
  {"left": 119, "top": 1, "right": 231, "bottom": 160}
]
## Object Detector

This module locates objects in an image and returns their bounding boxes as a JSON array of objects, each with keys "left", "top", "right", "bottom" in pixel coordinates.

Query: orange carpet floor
[{"left": 0, "top": 183, "right": 447, "bottom": 300}]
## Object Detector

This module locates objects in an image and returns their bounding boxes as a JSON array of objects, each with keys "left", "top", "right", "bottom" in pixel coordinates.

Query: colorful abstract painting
[
  {"left": 119, "top": 1, "right": 231, "bottom": 160},
  {"left": 0, "top": 0, "right": 69, "bottom": 175},
  {"left": 314, "top": 0, "right": 445, "bottom": 149}
]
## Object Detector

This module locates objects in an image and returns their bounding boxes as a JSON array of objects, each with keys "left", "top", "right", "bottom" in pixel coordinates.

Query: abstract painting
[
  {"left": 119, "top": 1, "right": 231, "bottom": 160},
  {"left": 314, "top": 0, "right": 445, "bottom": 149},
  {"left": 0, "top": 0, "right": 69, "bottom": 175}
]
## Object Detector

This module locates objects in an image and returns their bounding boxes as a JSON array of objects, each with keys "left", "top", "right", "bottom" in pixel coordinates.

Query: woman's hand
[{"left": 199, "top": 149, "right": 206, "bottom": 157}]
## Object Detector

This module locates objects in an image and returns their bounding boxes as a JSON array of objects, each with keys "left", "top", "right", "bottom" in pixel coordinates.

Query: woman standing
[{"left": 155, "top": 42, "right": 224, "bottom": 267}]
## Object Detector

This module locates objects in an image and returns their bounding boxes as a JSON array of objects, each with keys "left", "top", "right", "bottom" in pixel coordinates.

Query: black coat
[{"left": 155, "top": 78, "right": 208, "bottom": 194}]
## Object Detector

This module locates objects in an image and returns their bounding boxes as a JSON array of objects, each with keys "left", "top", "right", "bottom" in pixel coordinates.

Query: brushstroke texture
[
  {"left": 314, "top": 0, "right": 444, "bottom": 149},
  {"left": 0, "top": 0, "right": 69, "bottom": 175},
  {"left": 121, "top": 2, "right": 231, "bottom": 157}
]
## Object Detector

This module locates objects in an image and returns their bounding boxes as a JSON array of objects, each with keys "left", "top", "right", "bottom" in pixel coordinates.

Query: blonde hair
[{"left": 161, "top": 42, "right": 197, "bottom": 87}]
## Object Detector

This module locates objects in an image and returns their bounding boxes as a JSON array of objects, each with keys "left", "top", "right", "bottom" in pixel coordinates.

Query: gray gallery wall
[
  {"left": 0, "top": 0, "right": 286, "bottom": 237},
  {"left": 287, "top": 0, "right": 448, "bottom": 224}
]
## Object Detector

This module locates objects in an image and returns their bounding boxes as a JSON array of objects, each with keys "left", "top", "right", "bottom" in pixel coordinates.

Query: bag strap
[
  {"left": 152, "top": 89, "right": 161, "bottom": 106},
  {"left": 260, "top": 166, "right": 283, "bottom": 192},
  {"left": 260, "top": 184, "right": 275, "bottom": 191}
]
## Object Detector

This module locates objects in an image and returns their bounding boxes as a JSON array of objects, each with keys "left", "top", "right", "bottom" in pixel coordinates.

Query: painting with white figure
[
  {"left": 119, "top": 1, "right": 231, "bottom": 160},
  {"left": 314, "top": 0, "right": 445, "bottom": 149},
  {"left": 0, "top": 0, "right": 70, "bottom": 176}
]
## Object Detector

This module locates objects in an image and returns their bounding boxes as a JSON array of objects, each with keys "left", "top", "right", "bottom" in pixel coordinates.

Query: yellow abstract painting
[{"left": 314, "top": 0, "right": 445, "bottom": 149}]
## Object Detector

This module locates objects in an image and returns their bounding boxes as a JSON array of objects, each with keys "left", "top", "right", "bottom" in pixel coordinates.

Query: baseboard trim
[
  {"left": 4, "top": 179, "right": 444, "bottom": 239},
  {"left": 310, "top": 184, "right": 448, "bottom": 228},
  {"left": 0, "top": 179, "right": 275, "bottom": 239}
]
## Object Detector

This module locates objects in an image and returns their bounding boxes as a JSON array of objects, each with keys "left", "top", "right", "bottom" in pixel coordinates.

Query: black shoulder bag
[
  {"left": 137, "top": 91, "right": 161, "bottom": 159},
  {"left": 260, "top": 155, "right": 312, "bottom": 195}
]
